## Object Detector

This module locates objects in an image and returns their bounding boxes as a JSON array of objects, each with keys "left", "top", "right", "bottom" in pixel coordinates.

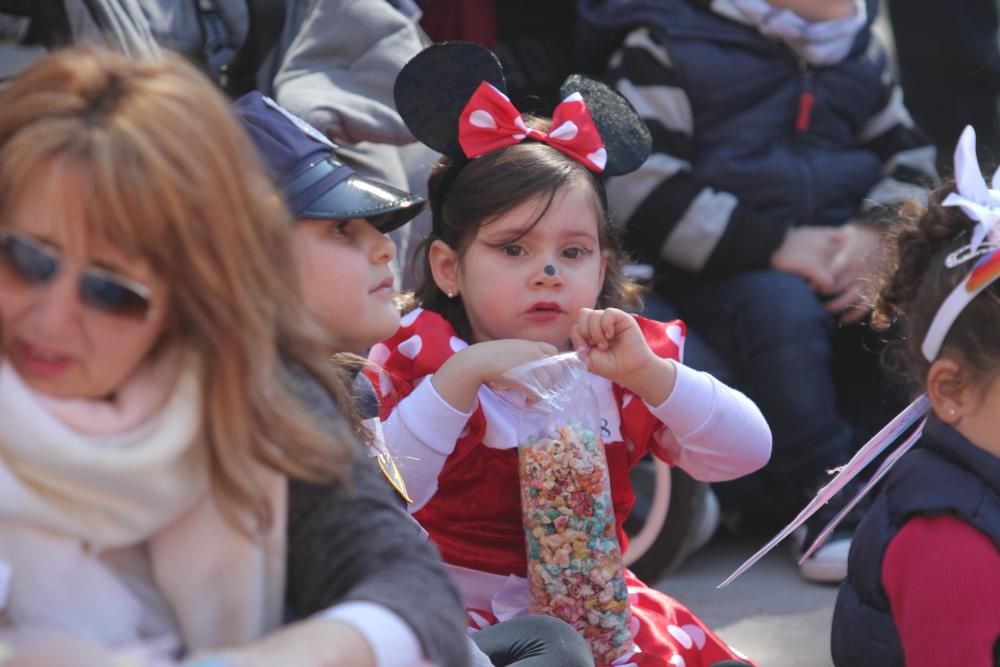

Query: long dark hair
[{"left": 404, "top": 116, "right": 643, "bottom": 341}]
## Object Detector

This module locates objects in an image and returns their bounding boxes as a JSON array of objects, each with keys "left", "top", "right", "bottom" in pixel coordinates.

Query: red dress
[{"left": 370, "top": 308, "right": 754, "bottom": 667}]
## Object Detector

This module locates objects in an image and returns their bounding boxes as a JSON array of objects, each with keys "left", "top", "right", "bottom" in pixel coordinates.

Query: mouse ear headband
[{"left": 393, "top": 42, "right": 651, "bottom": 176}]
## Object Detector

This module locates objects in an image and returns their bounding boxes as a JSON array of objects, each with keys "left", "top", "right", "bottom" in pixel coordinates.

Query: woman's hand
[
  {"left": 182, "top": 619, "right": 375, "bottom": 667},
  {"left": 432, "top": 339, "right": 557, "bottom": 412},
  {"left": 571, "top": 308, "right": 676, "bottom": 405},
  {"left": 0, "top": 631, "right": 132, "bottom": 667}
]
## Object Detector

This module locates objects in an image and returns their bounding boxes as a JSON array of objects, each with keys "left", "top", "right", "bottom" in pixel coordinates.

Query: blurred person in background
[{"left": 0, "top": 44, "right": 468, "bottom": 667}]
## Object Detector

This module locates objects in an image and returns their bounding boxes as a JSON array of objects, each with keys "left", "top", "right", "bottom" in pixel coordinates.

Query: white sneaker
[{"left": 792, "top": 526, "right": 850, "bottom": 584}]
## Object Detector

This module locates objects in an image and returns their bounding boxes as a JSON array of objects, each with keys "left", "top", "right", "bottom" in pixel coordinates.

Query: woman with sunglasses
[{"left": 0, "top": 45, "right": 468, "bottom": 667}]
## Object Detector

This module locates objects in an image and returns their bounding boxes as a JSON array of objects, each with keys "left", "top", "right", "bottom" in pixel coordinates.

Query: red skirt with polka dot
[{"left": 467, "top": 571, "right": 754, "bottom": 667}]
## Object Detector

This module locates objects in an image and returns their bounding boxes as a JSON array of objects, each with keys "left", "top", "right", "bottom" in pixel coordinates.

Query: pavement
[{"left": 652, "top": 532, "right": 839, "bottom": 667}]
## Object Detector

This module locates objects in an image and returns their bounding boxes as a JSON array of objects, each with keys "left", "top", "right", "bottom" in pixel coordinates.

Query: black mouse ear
[
  {"left": 394, "top": 42, "right": 508, "bottom": 157},
  {"left": 559, "top": 74, "right": 651, "bottom": 176}
]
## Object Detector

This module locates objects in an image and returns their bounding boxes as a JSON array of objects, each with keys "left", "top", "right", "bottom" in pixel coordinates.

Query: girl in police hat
[{"left": 233, "top": 90, "right": 598, "bottom": 667}]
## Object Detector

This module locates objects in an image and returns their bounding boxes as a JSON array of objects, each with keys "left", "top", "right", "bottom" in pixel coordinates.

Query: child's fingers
[
  {"left": 573, "top": 310, "right": 595, "bottom": 345},
  {"left": 585, "top": 309, "right": 610, "bottom": 349},
  {"left": 839, "top": 303, "right": 868, "bottom": 326},
  {"left": 570, "top": 324, "right": 588, "bottom": 353},
  {"left": 601, "top": 309, "right": 617, "bottom": 341},
  {"left": 573, "top": 308, "right": 594, "bottom": 339},
  {"left": 810, "top": 261, "right": 837, "bottom": 295},
  {"left": 535, "top": 341, "right": 558, "bottom": 357},
  {"left": 823, "top": 286, "right": 856, "bottom": 315}
]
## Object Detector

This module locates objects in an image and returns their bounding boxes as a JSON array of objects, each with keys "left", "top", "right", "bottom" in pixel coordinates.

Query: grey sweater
[{"left": 285, "top": 367, "right": 470, "bottom": 667}]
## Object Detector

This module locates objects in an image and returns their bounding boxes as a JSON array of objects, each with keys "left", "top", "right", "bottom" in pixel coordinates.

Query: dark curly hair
[
  {"left": 871, "top": 182, "right": 1000, "bottom": 394},
  {"left": 402, "top": 115, "right": 643, "bottom": 342}
]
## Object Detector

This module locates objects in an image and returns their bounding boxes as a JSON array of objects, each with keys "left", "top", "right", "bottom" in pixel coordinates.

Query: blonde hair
[{"left": 0, "top": 45, "right": 360, "bottom": 532}]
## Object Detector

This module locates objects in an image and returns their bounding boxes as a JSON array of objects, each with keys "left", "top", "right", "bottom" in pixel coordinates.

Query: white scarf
[
  {"left": 716, "top": 0, "right": 867, "bottom": 65},
  {"left": 0, "top": 357, "right": 287, "bottom": 652}
]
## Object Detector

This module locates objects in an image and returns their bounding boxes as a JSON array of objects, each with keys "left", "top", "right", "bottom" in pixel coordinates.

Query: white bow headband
[{"left": 922, "top": 125, "right": 1000, "bottom": 361}]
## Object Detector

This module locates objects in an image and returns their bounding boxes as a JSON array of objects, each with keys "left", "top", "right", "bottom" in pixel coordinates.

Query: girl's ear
[
  {"left": 928, "top": 356, "right": 972, "bottom": 424},
  {"left": 428, "top": 240, "right": 461, "bottom": 296}
]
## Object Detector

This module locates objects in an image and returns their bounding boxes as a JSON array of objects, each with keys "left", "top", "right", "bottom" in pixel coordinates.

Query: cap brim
[{"left": 297, "top": 174, "right": 426, "bottom": 233}]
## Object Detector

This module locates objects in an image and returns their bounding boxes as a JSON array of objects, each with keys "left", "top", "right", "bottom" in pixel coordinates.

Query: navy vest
[
  {"left": 830, "top": 417, "right": 1000, "bottom": 666},
  {"left": 616, "top": 0, "right": 887, "bottom": 225}
]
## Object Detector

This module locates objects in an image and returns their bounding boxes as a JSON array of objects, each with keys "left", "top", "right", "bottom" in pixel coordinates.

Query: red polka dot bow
[{"left": 457, "top": 82, "right": 607, "bottom": 172}]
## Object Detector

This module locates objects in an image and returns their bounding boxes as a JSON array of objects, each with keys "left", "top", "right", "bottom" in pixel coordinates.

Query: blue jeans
[{"left": 653, "top": 270, "right": 894, "bottom": 526}]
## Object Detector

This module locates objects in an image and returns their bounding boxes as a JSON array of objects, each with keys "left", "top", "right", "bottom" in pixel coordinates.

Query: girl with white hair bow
[{"left": 725, "top": 125, "right": 1000, "bottom": 667}]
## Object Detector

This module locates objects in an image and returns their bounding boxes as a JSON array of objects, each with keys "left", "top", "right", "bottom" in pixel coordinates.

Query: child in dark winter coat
[{"left": 581, "top": 0, "right": 939, "bottom": 582}]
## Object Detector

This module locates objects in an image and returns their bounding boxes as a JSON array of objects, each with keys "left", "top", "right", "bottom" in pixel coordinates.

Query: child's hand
[
  {"left": 824, "top": 222, "right": 881, "bottom": 325},
  {"left": 770, "top": 226, "right": 842, "bottom": 293},
  {"left": 433, "top": 339, "right": 558, "bottom": 412},
  {"left": 571, "top": 308, "right": 650, "bottom": 382},
  {"left": 570, "top": 308, "right": 674, "bottom": 403},
  {"left": 466, "top": 339, "right": 560, "bottom": 385}
]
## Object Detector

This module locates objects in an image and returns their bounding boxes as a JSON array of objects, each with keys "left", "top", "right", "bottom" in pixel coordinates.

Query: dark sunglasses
[{"left": 0, "top": 230, "right": 154, "bottom": 320}]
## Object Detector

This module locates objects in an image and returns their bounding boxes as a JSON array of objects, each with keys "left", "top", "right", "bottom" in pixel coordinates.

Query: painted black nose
[{"left": 543, "top": 264, "right": 556, "bottom": 276}]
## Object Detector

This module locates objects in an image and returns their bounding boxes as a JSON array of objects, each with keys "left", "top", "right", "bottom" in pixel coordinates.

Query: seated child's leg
[{"left": 657, "top": 269, "right": 853, "bottom": 519}]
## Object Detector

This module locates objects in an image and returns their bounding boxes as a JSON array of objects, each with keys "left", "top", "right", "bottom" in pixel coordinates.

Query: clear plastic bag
[{"left": 501, "top": 352, "right": 632, "bottom": 663}]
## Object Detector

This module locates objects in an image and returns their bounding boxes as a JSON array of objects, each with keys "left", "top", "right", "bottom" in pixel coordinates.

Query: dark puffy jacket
[
  {"left": 831, "top": 416, "right": 1000, "bottom": 666},
  {"left": 587, "top": 0, "right": 884, "bottom": 226}
]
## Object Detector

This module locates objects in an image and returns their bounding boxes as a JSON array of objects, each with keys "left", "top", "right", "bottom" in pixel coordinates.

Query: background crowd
[{"left": 0, "top": 0, "right": 997, "bottom": 666}]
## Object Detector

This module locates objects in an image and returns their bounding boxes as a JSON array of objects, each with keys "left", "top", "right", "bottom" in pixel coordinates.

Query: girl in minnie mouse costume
[{"left": 369, "top": 43, "right": 772, "bottom": 667}]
